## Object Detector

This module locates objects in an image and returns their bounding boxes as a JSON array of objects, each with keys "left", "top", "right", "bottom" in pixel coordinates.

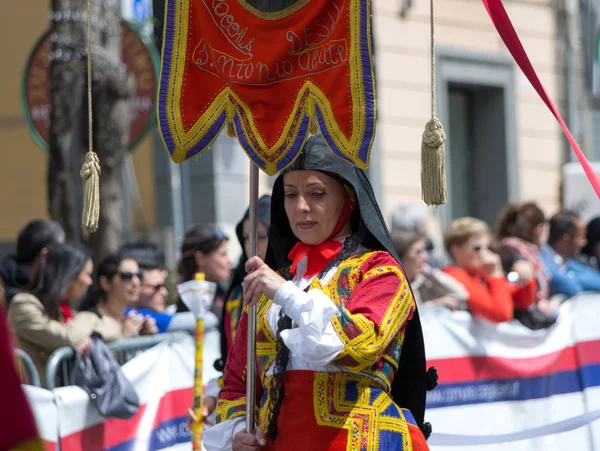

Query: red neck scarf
[
  {"left": 288, "top": 199, "right": 355, "bottom": 278},
  {"left": 60, "top": 301, "right": 73, "bottom": 324}
]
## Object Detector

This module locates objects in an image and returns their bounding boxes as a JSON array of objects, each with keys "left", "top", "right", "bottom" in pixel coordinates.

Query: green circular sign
[{"left": 21, "top": 20, "right": 160, "bottom": 152}]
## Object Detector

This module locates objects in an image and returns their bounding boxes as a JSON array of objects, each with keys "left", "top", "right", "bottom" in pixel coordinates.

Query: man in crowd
[
  {"left": 541, "top": 210, "right": 600, "bottom": 297},
  {"left": 120, "top": 241, "right": 172, "bottom": 333},
  {"left": 0, "top": 220, "right": 65, "bottom": 306}
]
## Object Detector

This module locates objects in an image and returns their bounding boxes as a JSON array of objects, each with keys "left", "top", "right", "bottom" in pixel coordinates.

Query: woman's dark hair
[
  {"left": 497, "top": 202, "right": 546, "bottom": 243},
  {"left": 582, "top": 216, "right": 600, "bottom": 258},
  {"left": 79, "top": 253, "right": 129, "bottom": 311},
  {"left": 120, "top": 240, "right": 165, "bottom": 271},
  {"left": 16, "top": 219, "right": 65, "bottom": 265},
  {"left": 32, "top": 243, "right": 89, "bottom": 321},
  {"left": 179, "top": 224, "right": 228, "bottom": 282},
  {"left": 547, "top": 210, "right": 580, "bottom": 245}
]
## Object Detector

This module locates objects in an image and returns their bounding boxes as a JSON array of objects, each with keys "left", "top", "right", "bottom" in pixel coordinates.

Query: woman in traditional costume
[
  {"left": 188, "top": 196, "right": 271, "bottom": 427},
  {"left": 203, "top": 136, "right": 436, "bottom": 451},
  {"left": 216, "top": 194, "right": 271, "bottom": 370}
]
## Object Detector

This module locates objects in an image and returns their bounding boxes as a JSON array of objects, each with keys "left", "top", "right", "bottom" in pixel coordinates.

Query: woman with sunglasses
[
  {"left": 120, "top": 241, "right": 173, "bottom": 333},
  {"left": 80, "top": 254, "right": 158, "bottom": 338},
  {"left": 442, "top": 217, "right": 537, "bottom": 323},
  {"left": 204, "top": 136, "right": 434, "bottom": 451}
]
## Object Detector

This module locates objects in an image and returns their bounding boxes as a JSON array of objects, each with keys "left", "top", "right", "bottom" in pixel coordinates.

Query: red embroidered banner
[{"left": 158, "top": 0, "right": 376, "bottom": 175}]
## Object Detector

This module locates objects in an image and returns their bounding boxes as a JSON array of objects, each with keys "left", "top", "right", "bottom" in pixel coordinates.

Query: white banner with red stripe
[
  {"left": 54, "top": 331, "right": 220, "bottom": 451},
  {"left": 24, "top": 329, "right": 220, "bottom": 451},
  {"left": 423, "top": 294, "right": 600, "bottom": 450},
  {"left": 23, "top": 385, "right": 59, "bottom": 451}
]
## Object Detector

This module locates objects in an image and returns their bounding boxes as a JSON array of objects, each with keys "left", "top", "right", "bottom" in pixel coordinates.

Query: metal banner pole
[{"left": 245, "top": 163, "right": 259, "bottom": 432}]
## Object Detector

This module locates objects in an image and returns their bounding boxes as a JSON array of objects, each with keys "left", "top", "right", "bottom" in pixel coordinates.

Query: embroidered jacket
[
  {"left": 216, "top": 250, "right": 416, "bottom": 430},
  {"left": 224, "top": 284, "right": 244, "bottom": 352}
]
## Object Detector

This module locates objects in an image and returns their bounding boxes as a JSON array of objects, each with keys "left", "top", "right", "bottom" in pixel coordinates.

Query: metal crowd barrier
[
  {"left": 45, "top": 332, "right": 178, "bottom": 390},
  {"left": 15, "top": 349, "right": 41, "bottom": 387}
]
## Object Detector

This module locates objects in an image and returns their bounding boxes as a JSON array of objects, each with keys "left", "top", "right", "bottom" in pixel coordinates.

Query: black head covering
[
  {"left": 265, "top": 135, "right": 434, "bottom": 435},
  {"left": 215, "top": 195, "right": 271, "bottom": 371}
]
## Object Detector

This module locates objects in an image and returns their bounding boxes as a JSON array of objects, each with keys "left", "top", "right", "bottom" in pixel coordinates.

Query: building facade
[{"left": 0, "top": 0, "right": 592, "bottom": 262}]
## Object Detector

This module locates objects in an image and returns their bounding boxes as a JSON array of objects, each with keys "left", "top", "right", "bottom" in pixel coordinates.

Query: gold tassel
[
  {"left": 227, "top": 120, "right": 237, "bottom": 138},
  {"left": 226, "top": 103, "right": 237, "bottom": 138},
  {"left": 81, "top": 0, "right": 100, "bottom": 233},
  {"left": 421, "top": 0, "right": 448, "bottom": 206},
  {"left": 421, "top": 118, "right": 447, "bottom": 206},
  {"left": 80, "top": 151, "right": 101, "bottom": 233},
  {"left": 306, "top": 98, "right": 319, "bottom": 135}
]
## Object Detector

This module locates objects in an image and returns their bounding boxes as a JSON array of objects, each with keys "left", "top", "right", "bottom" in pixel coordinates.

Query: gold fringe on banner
[
  {"left": 306, "top": 97, "right": 320, "bottom": 135},
  {"left": 227, "top": 103, "right": 237, "bottom": 138}
]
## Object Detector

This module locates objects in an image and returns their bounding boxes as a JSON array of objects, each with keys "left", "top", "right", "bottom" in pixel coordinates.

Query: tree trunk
[
  {"left": 87, "top": 2, "right": 134, "bottom": 264},
  {"left": 49, "top": 0, "right": 86, "bottom": 243},
  {"left": 49, "top": 0, "right": 133, "bottom": 263}
]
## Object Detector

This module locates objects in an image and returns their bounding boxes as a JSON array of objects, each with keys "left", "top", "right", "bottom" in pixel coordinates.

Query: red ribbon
[
  {"left": 288, "top": 198, "right": 355, "bottom": 278},
  {"left": 483, "top": 0, "right": 600, "bottom": 197}
]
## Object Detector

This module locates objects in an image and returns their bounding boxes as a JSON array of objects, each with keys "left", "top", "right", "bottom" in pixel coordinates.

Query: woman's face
[
  {"left": 283, "top": 170, "right": 350, "bottom": 246},
  {"left": 402, "top": 239, "right": 428, "bottom": 282},
  {"left": 102, "top": 258, "right": 141, "bottom": 305},
  {"left": 451, "top": 234, "right": 492, "bottom": 273},
  {"left": 242, "top": 218, "right": 269, "bottom": 261},
  {"left": 200, "top": 240, "right": 232, "bottom": 283},
  {"left": 65, "top": 258, "right": 94, "bottom": 301}
]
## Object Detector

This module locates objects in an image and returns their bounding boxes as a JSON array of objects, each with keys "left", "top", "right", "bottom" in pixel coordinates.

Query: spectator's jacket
[
  {"left": 7, "top": 293, "right": 120, "bottom": 386},
  {"left": 0, "top": 256, "right": 32, "bottom": 307},
  {"left": 125, "top": 307, "right": 172, "bottom": 334},
  {"left": 442, "top": 266, "right": 537, "bottom": 323},
  {"left": 411, "top": 266, "right": 468, "bottom": 307},
  {"left": 540, "top": 245, "right": 600, "bottom": 297}
]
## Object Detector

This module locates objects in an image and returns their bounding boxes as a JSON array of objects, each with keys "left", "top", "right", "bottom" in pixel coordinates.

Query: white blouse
[{"left": 203, "top": 242, "right": 366, "bottom": 451}]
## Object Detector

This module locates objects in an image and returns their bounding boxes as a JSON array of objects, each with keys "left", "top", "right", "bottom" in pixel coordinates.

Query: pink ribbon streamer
[{"left": 482, "top": 0, "right": 600, "bottom": 198}]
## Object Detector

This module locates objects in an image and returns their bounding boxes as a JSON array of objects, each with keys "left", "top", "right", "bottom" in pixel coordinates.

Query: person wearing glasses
[
  {"left": 442, "top": 217, "right": 537, "bottom": 323},
  {"left": 120, "top": 241, "right": 172, "bottom": 333},
  {"left": 80, "top": 254, "right": 158, "bottom": 339}
]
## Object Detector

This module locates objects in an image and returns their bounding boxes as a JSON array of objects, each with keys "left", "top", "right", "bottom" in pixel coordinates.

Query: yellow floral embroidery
[{"left": 312, "top": 372, "right": 414, "bottom": 451}]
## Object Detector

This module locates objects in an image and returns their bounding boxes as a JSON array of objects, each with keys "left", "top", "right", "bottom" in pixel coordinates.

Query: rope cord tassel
[
  {"left": 421, "top": 0, "right": 448, "bottom": 206},
  {"left": 81, "top": 0, "right": 101, "bottom": 233}
]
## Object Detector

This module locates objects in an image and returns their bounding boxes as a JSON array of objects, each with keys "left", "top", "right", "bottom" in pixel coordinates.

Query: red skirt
[{"left": 263, "top": 371, "right": 429, "bottom": 451}]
